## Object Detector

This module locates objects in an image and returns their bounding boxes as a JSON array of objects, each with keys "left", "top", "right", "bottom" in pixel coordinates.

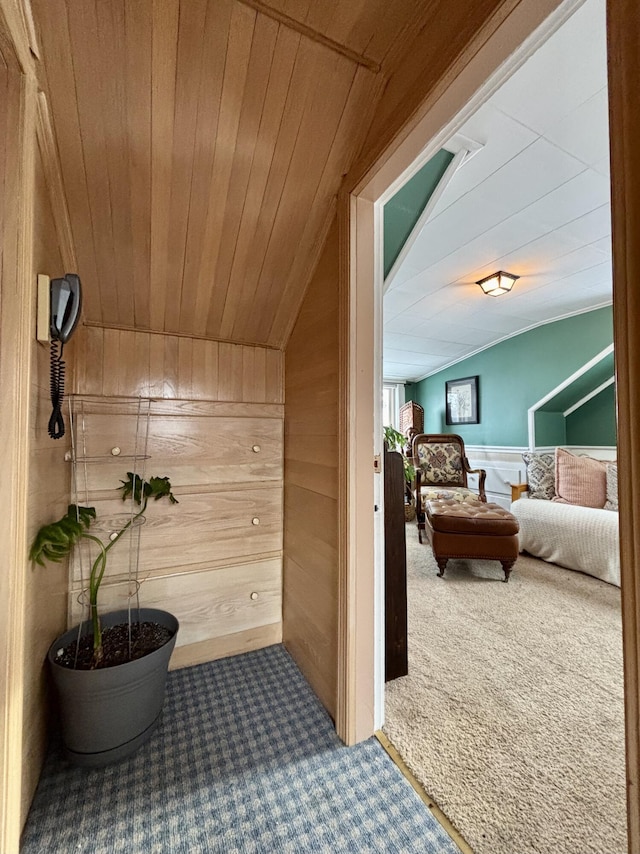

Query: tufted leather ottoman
[{"left": 425, "top": 498, "right": 520, "bottom": 582}]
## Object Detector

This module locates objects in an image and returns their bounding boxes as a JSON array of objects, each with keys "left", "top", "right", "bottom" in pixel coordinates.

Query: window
[{"left": 382, "top": 382, "right": 404, "bottom": 429}]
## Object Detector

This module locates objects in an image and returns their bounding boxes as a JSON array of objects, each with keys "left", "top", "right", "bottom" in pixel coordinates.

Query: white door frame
[
  {"left": 343, "top": 0, "right": 640, "bottom": 845},
  {"left": 341, "top": 0, "right": 590, "bottom": 735}
]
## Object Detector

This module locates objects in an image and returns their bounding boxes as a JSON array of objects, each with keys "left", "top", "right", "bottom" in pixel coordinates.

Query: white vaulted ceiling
[{"left": 383, "top": 0, "right": 611, "bottom": 382}]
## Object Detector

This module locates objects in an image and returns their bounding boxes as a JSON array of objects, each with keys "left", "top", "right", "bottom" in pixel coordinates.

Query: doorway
[{"left": 341, "top": 0, "right": 639, "bottom": 849}]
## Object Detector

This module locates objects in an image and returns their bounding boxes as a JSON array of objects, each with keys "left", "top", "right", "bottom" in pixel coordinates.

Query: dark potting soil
[{"left": 52, "top": 621, "right": 174, "bottom": 670}]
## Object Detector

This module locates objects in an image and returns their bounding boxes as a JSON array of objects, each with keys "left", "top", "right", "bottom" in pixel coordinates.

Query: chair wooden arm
[
  {"left": 414, "top": 468, "right": 424, "bottom": 518},
  {"left": 464, "top": 462, "right": 487, "bottom": 502},
  {"left": 511, "top": 482, "right": 529, "bottom": 502}
]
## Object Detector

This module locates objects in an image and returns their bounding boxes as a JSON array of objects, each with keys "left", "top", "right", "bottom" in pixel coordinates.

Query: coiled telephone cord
[{"left": 48, "top": 338, "right": 66, "bottom": 440}]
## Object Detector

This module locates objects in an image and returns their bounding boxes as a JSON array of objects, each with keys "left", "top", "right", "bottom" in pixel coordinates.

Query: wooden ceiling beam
[{"left": 236, "top": 0, "right": 381, "bottom": 73}]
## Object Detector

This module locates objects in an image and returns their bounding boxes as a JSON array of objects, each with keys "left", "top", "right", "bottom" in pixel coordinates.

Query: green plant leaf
[
  {"left": 383, "top": 425, "right": 406, "bottom": 453},
  {"left": 29, "top": 504, "right": 96, "bottom": 565},
  {"left": 147, "top": 475, "right": 179, "bottom": 504},
  {"left": 383, "top": 425, "right": 415, "bottom": 483},
  {"left": 118, "top": 472, "right": 144, "bottom": 504},
  {"left": 118, "top": 472, "right": 178, "bottom": 505}
]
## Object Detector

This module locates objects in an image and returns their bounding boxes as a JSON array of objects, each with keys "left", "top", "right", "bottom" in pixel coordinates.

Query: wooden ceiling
[{"left": 31, "top": 0, "right": 436, "bottom": 348}]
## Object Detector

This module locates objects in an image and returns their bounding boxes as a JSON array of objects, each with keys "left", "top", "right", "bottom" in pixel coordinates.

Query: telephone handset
[
  {"left": 50, "top": 273, "right": 82, "bottom": 343},
  {"left": 48, "top": 274, "right": 82, "bottom": 440}
]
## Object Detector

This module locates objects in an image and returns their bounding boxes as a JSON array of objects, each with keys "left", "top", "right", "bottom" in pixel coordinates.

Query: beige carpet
[{"left": 384, "top": 526, "right": 627, "bottom": 854}]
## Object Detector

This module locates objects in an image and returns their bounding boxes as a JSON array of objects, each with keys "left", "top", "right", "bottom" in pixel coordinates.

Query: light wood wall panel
[
  {"left": 71, "top": 330, "right": 284, "bottom": 667},
  {"left": 0, "top": 63, "right": 33, "bottom": 854},
  {"left": 239, "top": 0, "right": 437, "bottom": 70},
  {"left": 73, "top": 326, "right": 283, "bottom": 404},
  {"left": 21, "top": 145, "right": 73, "bottom": 827},
  {"left": 70, "top": 559, "right": 282, "bottom": 649},
  {"left": 31, "top": 0, "right": 381, "bottom": 348},
  {"left": 283, "top": 224, "right": 339, "bottom": 718}
]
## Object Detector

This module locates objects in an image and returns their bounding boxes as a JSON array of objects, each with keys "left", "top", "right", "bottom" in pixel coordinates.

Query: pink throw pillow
[{"left": 553, "top": 447, "right": 607, "bottom": 508}]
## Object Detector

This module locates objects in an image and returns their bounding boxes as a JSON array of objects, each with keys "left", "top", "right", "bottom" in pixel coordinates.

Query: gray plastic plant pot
[{"left": 47, "top": 608, "right": 179, "bottom": 768}]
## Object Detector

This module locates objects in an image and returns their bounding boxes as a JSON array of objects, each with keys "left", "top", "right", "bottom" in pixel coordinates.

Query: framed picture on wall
[{"left": 446, "top": 375, "right": 479, "bottom": 425}]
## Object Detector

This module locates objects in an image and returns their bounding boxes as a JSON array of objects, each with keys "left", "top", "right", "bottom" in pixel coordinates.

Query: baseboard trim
[
  {"left": 375, "top": 730, "right": 473, "bottom": 854},
  {"left": 169, "top": 623, "right": 283, "bottom": 670}
]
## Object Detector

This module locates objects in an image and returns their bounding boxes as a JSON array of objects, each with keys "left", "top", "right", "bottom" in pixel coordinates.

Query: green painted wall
[
  {"left": 412, "top": 306, "right": 615, "bottom": 447},
  {"left": 535, "top": 411, "right": 566, "bottom": 447},
  {"left": 566, "top": 383, "right": 617, "bottom": 445},
  {"left": 383, "top": 149, "right": 454, "bottom": 279}
]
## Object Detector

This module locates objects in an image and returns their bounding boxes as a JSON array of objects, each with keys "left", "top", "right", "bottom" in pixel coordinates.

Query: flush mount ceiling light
[{"left": 476, "top": 270, "right": 519, "bottom": 297}]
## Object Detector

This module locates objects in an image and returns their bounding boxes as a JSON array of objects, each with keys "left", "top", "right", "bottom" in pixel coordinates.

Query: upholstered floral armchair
[{"left": 411, "top": 433, "right": 487, "bottom": 542}]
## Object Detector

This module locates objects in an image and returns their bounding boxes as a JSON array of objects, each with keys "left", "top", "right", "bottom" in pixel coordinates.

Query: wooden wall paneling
[
  {"left": 124, "top": 0, "right": 152, "bottom": 330},
  {"left": 282, "top": 561, "right": 336, "bottom": 713},
  {"left": 192, "top": 1, "right": 257, "bottom": 336},
  {"left": 32, "top": 143, "right": 63, "bottom": 275},
  {"left": 64, "top": 357, "right": 285, "bottom": 672},
  {"left": 71, "top": 414, "right": 282, "bottom": 490},
  {"left": 285, "top": 434, "right": 338, "bottom": 499},
  {"left": 0, "top": 0, "right": 34, "bottom": 72},
  {"left": 32, "top": 0, "right": 435, "bottom": 347},
  {"left": 178, "top": 0, "right": 232, "bottom": 335},
  {"left": 0, "top": 63, "right": 37, "bottom": 851},
  {"left": 69, "top": 486, "right": 283, "bottom": 585},
  {"left": 192, "top": 8, "right": 275, "bottom": 336},
  {"left": 161, "top": 332, "right": 179, "bottom": 399},
  {"left": 164, "top": 0, "right": 210, "bottom": 334},
  {"left": 273, "top": 64, "right": 384, "bottom": 347},
  {"left": 65, "top": 3, "right": 119, "bottom": 324},
  {"left": 35, "top": 92, "right": 77, "bottom": 271},
  {"left": 117, "top": 329, "right": 151, "bottom": 398},
  {"left": 177, "top": 335, "right": 193, "bottom": 399},
  {"left": 265, "top": 347, "right": 284, "bottom": 403},
  {"left": 283, "top": 226, "right": 339, "bottom": 717},
  {"left": 73, "top": 328, "right": 283, "bottom": 404},
  {"left": 216, "top": 22, "right": 302, "bottom": 340},
  {"left": 241, "top": 345, "right": 256, "bottom": 402},
  {"left": 237, "top": 0, "right": 378, "bottom": 71},
  {"left": 23, "top": 341, "right": 69, "bottom": 828},
  {"left": 98, "top": 328, "right": 120, "bottom": 397},
  {"left": 73, "top": 326, "right": 104, "bottom": 396},
  {"left": 146, "top": 330, "right": 166, "bottom": 398},
  {"left": 242, "top": 0, "right": 430, "bottom": 70},
  {"left": 242, "top": 44, "right": 357, "bottom": 344},
  {"left": 69, "top": 559, "right": 283, "bottom": 650},
  {"left": 94, "top": 1, "right": 135, "bottom": 327},
  {"left": 18, "top": 0, "right": 39, "bottom": 59},
  {"left": 134, "top": 331, "right": 153, "bottom": 398},
  {"left": 250, "top": 345, "right": 267, "bottom": 403},
  {"left": 203, "top": 337, "right": 220, "bottom": 400},
  {"left": 190, "top": 337, "right": 209, "bottom": 401},
  {"left": 218, "top": 340, "right": 245, "bottom": 401},
  {"left": 32, "top": 1, "right": 101, "bottom": 315},
  {"left": 211, "top": 27, "right": 318, "bottom": 341},
  {"left": 149, "top": 0, "right": 179, "bottom": 331}
]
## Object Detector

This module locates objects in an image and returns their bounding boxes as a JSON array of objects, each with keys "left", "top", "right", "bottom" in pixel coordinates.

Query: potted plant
[
  {"left": 383, "top": 425, "right": 417, "bottom": 520},
  {"left": 30, "top": 472, "right": 180, "bottom": 767}
]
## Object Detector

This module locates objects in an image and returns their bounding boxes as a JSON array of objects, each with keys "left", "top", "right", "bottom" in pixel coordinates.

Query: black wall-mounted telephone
[
  {"left": 48, "top": 274, "right": 82, "bottom": 440},
  {"left": 50, "top": 273, "right": 82, "bottom": 344}
]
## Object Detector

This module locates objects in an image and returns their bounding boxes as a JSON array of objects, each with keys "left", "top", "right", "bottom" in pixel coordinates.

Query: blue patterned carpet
[{"left": 21, "top": 644, "right": 458, "bottom": 853}]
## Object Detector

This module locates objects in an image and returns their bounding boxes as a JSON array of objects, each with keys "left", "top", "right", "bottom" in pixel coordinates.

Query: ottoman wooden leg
[
  {"left": 436, "top": 557, "right": 448, "bottom": 577},
  {"left": 501, "top": 559, "right": 515, "bottom": 582}
]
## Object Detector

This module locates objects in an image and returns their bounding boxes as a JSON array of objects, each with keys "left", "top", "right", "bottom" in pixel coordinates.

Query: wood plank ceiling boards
[{"left": 30, "top": 0, "right": 435, "bottom": 349}]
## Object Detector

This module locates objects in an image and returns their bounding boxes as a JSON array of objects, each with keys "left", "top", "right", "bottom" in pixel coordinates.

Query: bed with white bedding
[{"left": 510, "top": 497, "right": 620, "bottom": 587}]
